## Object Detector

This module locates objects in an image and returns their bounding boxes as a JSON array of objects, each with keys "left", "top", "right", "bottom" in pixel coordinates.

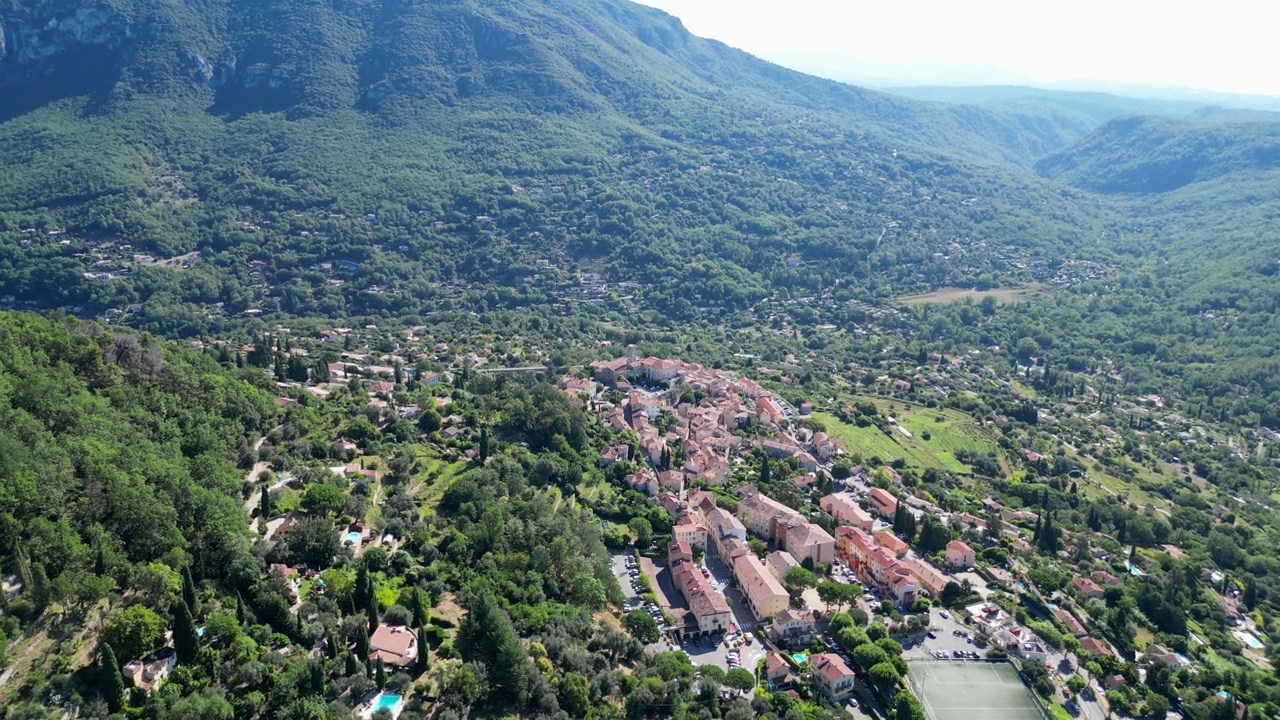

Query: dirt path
[
  {"left": 0, "top": 622, "right": 51, "bottom": 691},
  {"left": 0, "top": 603, "right": 105, "bottom": 692},
  {"left": 241, "top": 425, "right": 283, "bottom": 486}
]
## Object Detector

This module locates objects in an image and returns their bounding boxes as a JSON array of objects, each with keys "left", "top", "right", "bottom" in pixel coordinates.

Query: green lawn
[
  {"left": 415, "top": 454, "right": 472, "bottom": 515},
  {"left": 816, "top": 402, "right": 1003, "bottom": 477},
  {"left": 816, "top": 413, "right": 914, "bottom": 463}
]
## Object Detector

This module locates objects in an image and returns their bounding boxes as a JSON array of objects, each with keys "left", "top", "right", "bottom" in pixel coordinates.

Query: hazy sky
[{"left": 636, "top": 0, "right": 1280, "bottom": 96}]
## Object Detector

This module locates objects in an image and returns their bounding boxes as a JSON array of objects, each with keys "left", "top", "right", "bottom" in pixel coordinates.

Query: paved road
[
  {"left": 700, "top": 551, "right": 768, "bottom": 672},
  {"left": 245, "top": 473, "right": 293, "bottom": 517}
]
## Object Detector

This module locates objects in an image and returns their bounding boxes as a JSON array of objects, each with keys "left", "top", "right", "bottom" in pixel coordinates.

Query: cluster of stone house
[
  {"left": 964, "top": 601, "right": 1051, "bottom": 662},
  {"left": 836, "top": 526, "right": 920, "bottom": 605},
  {"left": 667, "top": 540, "right": 732, "bottom": 638},
  {"left": 656, "top": 485, "right": 814, "bottom": 626},
  {"left": 585, "top": 350, "right": 830, "bottom": 490},
  {"left": 736, "top": 489, "right": 835, "bottom": 567},
  {"left": 764, "top": 651, "right": 858, "bottom": 703}
]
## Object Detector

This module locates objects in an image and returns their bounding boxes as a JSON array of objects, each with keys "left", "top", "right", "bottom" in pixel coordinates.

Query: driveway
[{"left": 952, "top": 571, "right": 993, "bottom": 598}]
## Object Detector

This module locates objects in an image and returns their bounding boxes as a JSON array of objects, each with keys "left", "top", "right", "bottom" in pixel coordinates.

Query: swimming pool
[
  {"left": 373, "top": 694, "right": 402, "bottom": 714},
  {"left": 345, "top": 531, "right": 361, "bottom": 544},
  {"left": 792, "top": 653, "right": 807, "bottom": 665},
  {"left": 1233, "top": 630, "right": 1264, "bottom": 649}
]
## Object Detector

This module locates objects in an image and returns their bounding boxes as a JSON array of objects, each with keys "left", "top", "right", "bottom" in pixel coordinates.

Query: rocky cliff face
[{"left": 0, "top": 5, "right": 130, "bottom": 66}]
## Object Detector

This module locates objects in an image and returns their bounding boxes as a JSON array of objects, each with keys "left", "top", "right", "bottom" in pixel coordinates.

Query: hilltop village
[
  {"left": 550, "top": 349, "right": 1273, "bottom": 718},
  {"left": 5, "top": 316, "right": 1271, "bottom": 720}
]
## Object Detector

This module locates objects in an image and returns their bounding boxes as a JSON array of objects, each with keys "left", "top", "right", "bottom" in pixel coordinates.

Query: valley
[{"left": 0, "top": 1, "right": 1278, "bottom": 720}]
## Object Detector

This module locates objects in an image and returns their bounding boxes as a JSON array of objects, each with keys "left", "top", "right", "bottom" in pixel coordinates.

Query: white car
[{"left": 939, "top": 610, "right": 950, "bottom": 619}]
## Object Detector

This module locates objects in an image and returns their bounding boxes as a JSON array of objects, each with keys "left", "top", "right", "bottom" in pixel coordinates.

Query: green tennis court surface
[{"left": 906, "top": 661, "right": 1048, "bottom": 720}]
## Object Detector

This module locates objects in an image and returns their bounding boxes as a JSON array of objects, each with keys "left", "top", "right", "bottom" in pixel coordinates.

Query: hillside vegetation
[{"left": 1035, "top": 116, "right": 1280, "bottom": 194}]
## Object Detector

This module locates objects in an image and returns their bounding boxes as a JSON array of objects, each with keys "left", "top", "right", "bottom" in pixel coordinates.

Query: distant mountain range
[{"left": 0, "top": 0, "right": 1276, "bottom": 340}]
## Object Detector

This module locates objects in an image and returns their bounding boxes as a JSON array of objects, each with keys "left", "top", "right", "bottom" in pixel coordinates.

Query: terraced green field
[
  {"left": 413, "top": 453, "right": 472, "bottom": 513},
  {"left": 816, "top": 400, "right": 1004, "bottom": 477}
]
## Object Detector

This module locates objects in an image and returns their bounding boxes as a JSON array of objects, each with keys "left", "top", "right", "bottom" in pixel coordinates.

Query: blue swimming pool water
[
  {"left": 374, "top": 694, "right": 401, "bottom": 713},
  {"left": 792, "top": 653, "right": 807, "bottom": 665},
  {"left": 1238, "top": 633, "right": 1264, "bottom": 649},
  {"left": 346, "top": 531, "right": 361, "bottom": 544}
]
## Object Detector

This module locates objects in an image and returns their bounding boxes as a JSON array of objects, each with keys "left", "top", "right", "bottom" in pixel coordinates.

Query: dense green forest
[
  {"left": 0, "top": 310, "right": 857, "bottom": 720},
  {"left": 2, "top": 0, "right": 1280, "bottom": 718},
  {"left": 1036, "top": 116, "right": 1280, "bottom": 193},
  {"left": 0, "top": 0, "right": 1276, "bottom": 420}
]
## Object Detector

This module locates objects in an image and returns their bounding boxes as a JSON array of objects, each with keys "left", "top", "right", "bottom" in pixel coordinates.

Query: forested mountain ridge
[
  {"left": 0, "top": 0, "right": 1124, "bottom": 336},
  {"left": 1035, "top": 115, "right": 1280, "bottom": 194},
  {"left": 0, "top": 311, "right": 279, "bottom": 580},
  {"left": 0, "top": 0, "right": 1092, "bottom": 164}
]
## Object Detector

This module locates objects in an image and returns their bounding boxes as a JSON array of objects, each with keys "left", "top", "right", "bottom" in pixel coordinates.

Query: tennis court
[{"left": 906, "top": 661, "right": 1048, "bottom": 720}]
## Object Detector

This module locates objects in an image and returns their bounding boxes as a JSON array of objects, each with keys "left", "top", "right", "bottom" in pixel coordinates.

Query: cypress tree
[
  {"left": 101, "top": 643, "right": 127, "bottom": 713},
  {"left": 235, "top": 592, "right": 247, "bottom": 625},
  {"left": 1032, "top": 514, "right": 1042, "bottom": 545},
  {"left": 345, "top": 652, "right": 359, "bottom": 677},
  {"left": 28, "top": 560, "right": 49, "bottom": 606},
  {"left": 357, "top": 624, "right": 370, "bottom": 659},
  {"left": 367, "top": 601, "right": 379, "bottom": 632},
  {"left": 174, "top": 599, "right": 200, "bottom": 664},
  {"left": 760, "top": 454, "right": 771, "bottom": 485},
  {"left": 479, "top": 426, "right": 490, "bottom": 462},
  {"left": 411, "top": 588, "right": 428, "bottom": 627},
  {"left": 417, "top": 622, "right": 429, "bottom": 672},
  {"left": 310, "top": 661, "right": 325, "bottom": 694},
  {"left": 354, "top": 567, "right": 369, "bottom": 610},
  {"left": 259, "top": 486, "right": 271, "bottom": 521},
  {"left": 181, "top": 565, "right": 197, "bottom": 613},
  {"left": 326, "top": 630, "right": 339, "bottom": 659},
  {"left": 95, "top": 543, "right": 107, "bottom": 576},
  {"left": 14, "top": 545, "right": 32, "bottom": 595},
  {"left": 375, "top": 657, "right": 387, "bottom": 690}
]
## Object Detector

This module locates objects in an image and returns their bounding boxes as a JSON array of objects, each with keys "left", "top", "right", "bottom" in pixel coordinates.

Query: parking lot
[
  {"left": 612, "top": 551, "right": 641, "bottom": 604},
  {"left": 614, "top": 551, "right": 668, "bottom": 618},
  {"left": 906, "top": 608, "right": 986, "bottom": 660}
]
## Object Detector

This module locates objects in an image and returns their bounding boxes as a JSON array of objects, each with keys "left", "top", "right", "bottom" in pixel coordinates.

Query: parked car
[{"left": 926, "top": 631, "right": 937, "bottom": 639}]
